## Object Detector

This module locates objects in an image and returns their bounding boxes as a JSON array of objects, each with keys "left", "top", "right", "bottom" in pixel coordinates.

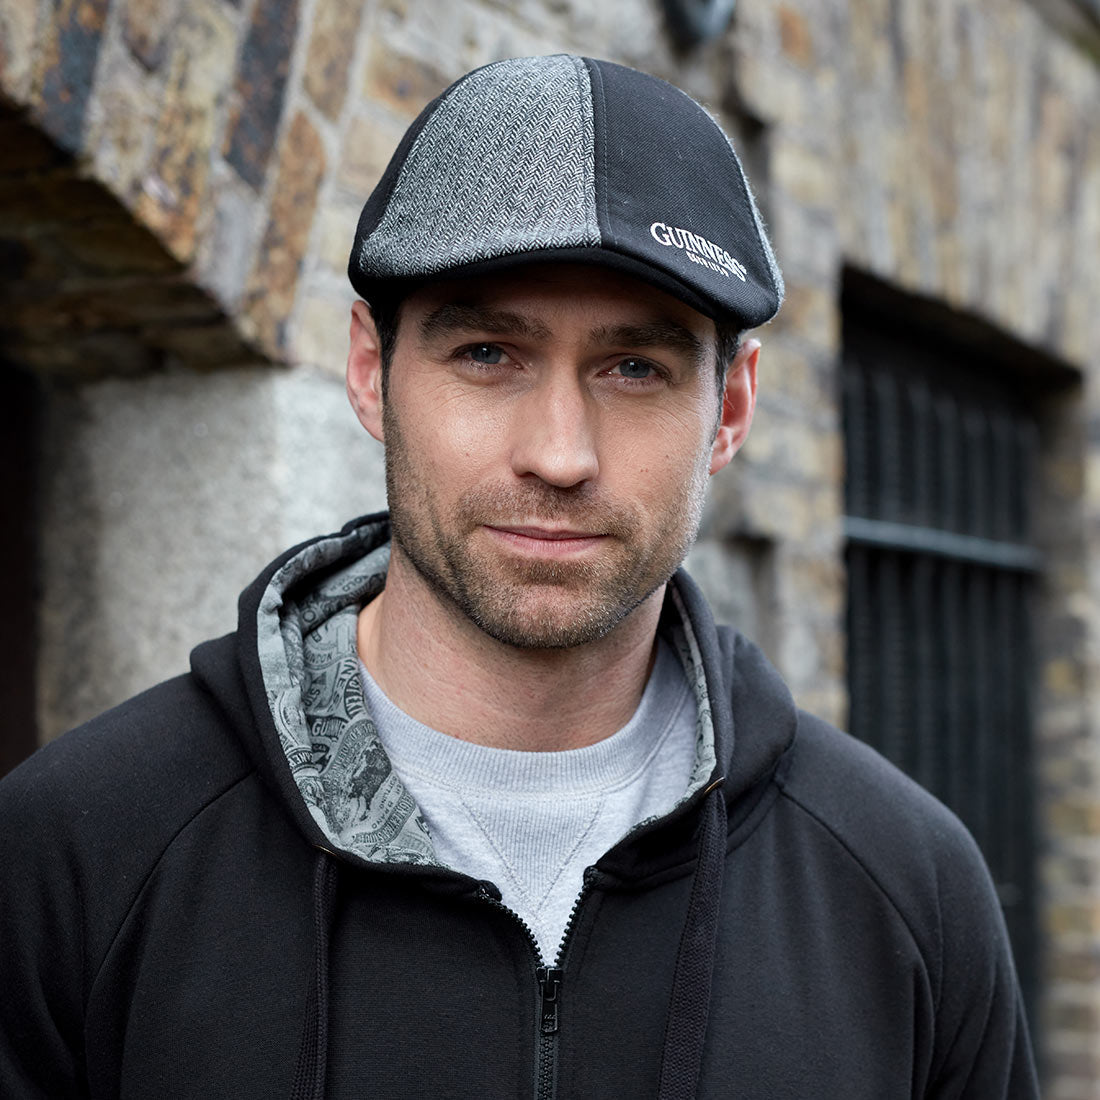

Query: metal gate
[{"left": 842, "top": 322, "right": 1039, "bottom": 1015}]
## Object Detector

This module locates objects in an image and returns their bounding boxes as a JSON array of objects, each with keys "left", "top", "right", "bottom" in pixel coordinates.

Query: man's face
[{"left": 358, "top": 263, "right": 752, "bottom": 649}]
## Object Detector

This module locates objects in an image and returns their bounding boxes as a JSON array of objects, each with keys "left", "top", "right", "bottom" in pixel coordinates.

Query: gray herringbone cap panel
[{"left": 360, "top": 55, "right": 600, "bottom": 279}]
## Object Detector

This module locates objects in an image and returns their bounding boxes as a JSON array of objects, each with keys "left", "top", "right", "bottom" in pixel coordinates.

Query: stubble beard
[{"left": 382, "top": 403, "right": 709, "bottom": 650}]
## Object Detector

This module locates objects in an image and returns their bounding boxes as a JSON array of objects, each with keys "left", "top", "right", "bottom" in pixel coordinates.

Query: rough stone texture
[
  {"left": 123, "top": 0, "right": 182, "bottom": 71},
  {"left": 133, "top": 0, "right": 237, "bottom": 263},
  {"left": 304, "top": 0, "right": 366, "bottom": 121},
  {"left": 32, "top": 0, "right": 111, "bottom": 153},
  {"left": 223, "top": 0, "right": 300, "bottom": 189},
  {"left": 241, "top": 110, "right": 325, "bottom": 354},
  {"left": 3, "top": 0, "right": 1099, "bottom": 1091},
  {"left": 0, "top": 0, "right": 42, "bottom": 103},
  {"left": 36, "top": 366, "right": 386, "bottom": 739}
]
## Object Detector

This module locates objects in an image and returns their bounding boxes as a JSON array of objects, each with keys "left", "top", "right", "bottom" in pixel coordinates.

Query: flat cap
[{"left": 349, "top": 54, "right": 783, "bottom": 329}]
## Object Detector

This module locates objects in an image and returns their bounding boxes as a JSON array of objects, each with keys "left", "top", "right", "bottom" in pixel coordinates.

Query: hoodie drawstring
[
  {"left": 656, "top": 781, "right": 728, "bottom": 1100},
  {"left": 290, "top": 787, "right": 723, "bottom": 1100},
  {"left": 291, "top": 851, "right": 338, "bottom": 1100}
]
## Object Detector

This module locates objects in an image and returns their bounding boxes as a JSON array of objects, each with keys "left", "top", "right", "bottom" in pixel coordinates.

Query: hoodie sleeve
[
  {"left": 0, "top": 748, "right": 89, "bottom": 1098},
  {"left": 924, "top": 820, "right": 1038, "bottom": 1099},
  {"left": 783, "top": 712, "right": 1039, "bottom": 1099}
]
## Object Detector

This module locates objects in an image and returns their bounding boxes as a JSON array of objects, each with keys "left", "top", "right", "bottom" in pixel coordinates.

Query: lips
[
  {"left": 483, "top": 524, "right": 608, "bottom": 556},
  {"left": 489, "top": 525, "right": 603, "bottom": 541}
]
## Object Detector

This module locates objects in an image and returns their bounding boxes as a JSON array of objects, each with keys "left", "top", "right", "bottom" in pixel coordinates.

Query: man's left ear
[{"left": 709, "top": 338, "right": 760, "bottom": 476}]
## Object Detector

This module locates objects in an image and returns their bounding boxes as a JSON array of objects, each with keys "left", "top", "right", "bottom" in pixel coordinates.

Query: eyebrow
[
  {"left": 417, "top": 305, "right": 707, "bottom": 366},
  {"left": 589, "top": 321, "right": 707, "bottom": 365},
  {"left": 418, "top": 304, "right": 553, "bottom": 342}
]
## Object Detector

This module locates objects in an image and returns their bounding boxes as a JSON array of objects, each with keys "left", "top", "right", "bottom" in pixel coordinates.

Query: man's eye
[
  {"left": 466, "top": 344, "right": 504, "bottom": 365},
  {"left": 616, "top": 358, "right": 655, "bottom": 380}
]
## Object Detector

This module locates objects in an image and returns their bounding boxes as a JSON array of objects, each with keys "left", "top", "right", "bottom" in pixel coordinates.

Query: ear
[
  {"left": 347, "top": 300, "right": 385, "bottom": 443},
  {"left": 709, "top": 338, "right": 759, "bottom": 476}
]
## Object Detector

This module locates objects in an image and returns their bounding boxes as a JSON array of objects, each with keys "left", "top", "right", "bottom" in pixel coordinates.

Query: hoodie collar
[{"left": 196, "top": 513, "right": 796, "bottom": 872}]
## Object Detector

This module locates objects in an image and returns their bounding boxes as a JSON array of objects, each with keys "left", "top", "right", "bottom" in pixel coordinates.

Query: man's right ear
[{"left": 346, "top": 300, "right": 385, "bottom": 443}]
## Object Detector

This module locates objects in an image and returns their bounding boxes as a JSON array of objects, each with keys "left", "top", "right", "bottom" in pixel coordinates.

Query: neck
[{"left": 357, "top": 546, "right": 663, "bottom": 752}]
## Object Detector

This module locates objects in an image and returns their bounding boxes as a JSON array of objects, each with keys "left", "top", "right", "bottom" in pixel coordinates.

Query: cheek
[
  {"left": 610, "top": 408, "right": 713, "bottom": 486},
  {"left": 397, "top": 383, "right": 512, "bottom": 473}
]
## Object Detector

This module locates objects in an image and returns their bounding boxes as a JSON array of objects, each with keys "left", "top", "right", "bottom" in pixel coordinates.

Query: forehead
[{"left": 400, "top": 262, "right": 718, "bottom": 345}]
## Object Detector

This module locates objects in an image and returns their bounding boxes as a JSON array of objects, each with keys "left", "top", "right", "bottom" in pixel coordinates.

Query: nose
[{"left": 509, "top": 373, "right": 599, "bottom": 488}]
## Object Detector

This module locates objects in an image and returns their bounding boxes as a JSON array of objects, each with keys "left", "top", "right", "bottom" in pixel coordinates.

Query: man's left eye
[
  {"left": 467, "top": 344, "right": 504, "bottom": 365},
  {"left": 616, "top": 358, "right": 655, "bottom": 380}
]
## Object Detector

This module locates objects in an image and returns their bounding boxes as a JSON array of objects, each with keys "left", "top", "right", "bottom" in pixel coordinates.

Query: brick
[
  {"left": 223, "top": 0, "right": 300, "bottom": 189},
  {"left": 133, "top": 0, "right": 237, "bottom": 262},
  {"left": 32, "top": 0, "right": 111, "bottom": 153},
  {"left": 304, "top": 0, "right": 366, "bottom": 121},
  {"left": 241, "top": 111, "right": 326, "bottom": 354},
  {"left": 362, "top": 39, "right": 449, "bottom": 120},
  {"left": 123, "top": 0, "right": 183, "bottom": 70}
]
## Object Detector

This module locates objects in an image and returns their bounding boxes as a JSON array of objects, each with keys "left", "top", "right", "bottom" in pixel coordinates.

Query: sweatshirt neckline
[{"left": 359, "top": 635, "right": 690, "bottom": 797}]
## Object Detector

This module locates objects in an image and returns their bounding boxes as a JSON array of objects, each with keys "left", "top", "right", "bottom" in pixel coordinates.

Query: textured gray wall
[{"left": 37, "top": 365, "right": 386, "bottom": 739}]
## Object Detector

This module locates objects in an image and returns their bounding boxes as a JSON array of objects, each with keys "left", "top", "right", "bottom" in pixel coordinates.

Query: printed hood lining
[{"left": 256, "top": 519, "right": 718, "bottom": 868}]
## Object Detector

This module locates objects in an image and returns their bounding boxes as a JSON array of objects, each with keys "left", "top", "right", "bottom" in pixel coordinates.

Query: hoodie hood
[{"left": 191, "top": 512, "right": 798, "bottom": 873}]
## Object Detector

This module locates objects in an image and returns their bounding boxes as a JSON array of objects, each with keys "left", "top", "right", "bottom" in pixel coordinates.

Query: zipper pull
[{"left": 536, "top": 966, "right": 563, "bottom": 1035}]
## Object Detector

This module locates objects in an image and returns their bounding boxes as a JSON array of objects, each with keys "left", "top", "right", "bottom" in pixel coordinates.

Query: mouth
[{"left": 483, "top": 524, "right": 609, "bottom": 556}]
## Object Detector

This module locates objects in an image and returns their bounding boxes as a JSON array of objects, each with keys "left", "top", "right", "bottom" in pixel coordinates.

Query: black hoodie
[{"left": 0, "top": 514, "right": 1037, "bottom": 1098}]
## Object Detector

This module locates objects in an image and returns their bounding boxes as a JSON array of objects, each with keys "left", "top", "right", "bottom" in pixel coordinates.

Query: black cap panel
[{"left": 585, "top": 57, "right": 781, "bottom": 329}]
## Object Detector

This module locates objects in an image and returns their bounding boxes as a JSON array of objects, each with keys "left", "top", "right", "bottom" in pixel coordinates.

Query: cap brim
[{"left": 350, "top": 246, "right": 752, "bottom": 328}]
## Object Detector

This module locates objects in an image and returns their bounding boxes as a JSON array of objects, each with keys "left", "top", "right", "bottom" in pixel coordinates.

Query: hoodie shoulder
[
  {"left": 1, "top": 666, "right": 254, "bottom": 842},
  {"left": 0, "top": 667, "right": 256, "bottom": 956},
  {"left": 775, "top": 710, "right": 995, "bottom": 947}
]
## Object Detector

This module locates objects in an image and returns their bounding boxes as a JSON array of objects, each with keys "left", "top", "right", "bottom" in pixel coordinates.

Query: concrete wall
[{"left": 36, "top": 366, "right": 386, "bottom": 737}]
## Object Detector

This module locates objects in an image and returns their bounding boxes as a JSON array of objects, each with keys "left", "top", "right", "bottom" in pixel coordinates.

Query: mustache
[{"left": 456, "top": 483, "right": 640, "bottom": 537}]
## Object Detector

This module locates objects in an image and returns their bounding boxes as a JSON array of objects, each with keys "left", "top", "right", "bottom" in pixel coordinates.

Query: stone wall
[{"left": 2, "top": 0, "right": 1099, "bottom": 1090}]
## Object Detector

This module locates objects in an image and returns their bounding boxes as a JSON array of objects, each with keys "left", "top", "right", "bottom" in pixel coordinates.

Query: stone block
[
  {"left": 85, "top": 47, "right": 159, "bottom": 199},
  {"left": 124, "top": 0, "right": 182, "bottom": 71},
  {"left": 777, "top": 5, "right": 814, "bottom": 67},
  {"left": 772, "top": 139, "right": 834, "bottom": 210},
  {"left": 335, "top": 113, "right": 406, "bottom": 197},
  {"left": 292, "top": 292, "right": 354, "bottom": 376},
  {"left": 31, "top": 0, "right": 111, "bottom": 153},
  {"left": 362, "top": 39, "right": 450, "bottom": 120},
  {"left": 242, "top": 111, "right": 326, "bottom": 355},
  {"left": 190, "top": 171, "right": 260, "bottom": 308},
  {"left": 133, "top": 0, "right": 237, "bottom": 262},
  {"left": 0, "top": 0, "right": 40, "bottom": 103},
  {"left": 304, "top": 0, "right": 366, "bottom": 121},
  {"left": 314, "top": 197, "right": 363, "bottom": 271},
  {"left": 223, "top": 0, "right": 300, "bottom": 190}
]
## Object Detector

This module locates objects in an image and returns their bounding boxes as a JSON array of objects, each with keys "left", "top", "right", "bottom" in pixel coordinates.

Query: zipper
[{"left": 476, "top": 868, "right": 600, "bottom": 1100}]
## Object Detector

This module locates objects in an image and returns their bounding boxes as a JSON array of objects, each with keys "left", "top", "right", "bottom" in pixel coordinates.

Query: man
[{"left": 1, "top": 55, "right": 1036, "bottom": 1098}]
